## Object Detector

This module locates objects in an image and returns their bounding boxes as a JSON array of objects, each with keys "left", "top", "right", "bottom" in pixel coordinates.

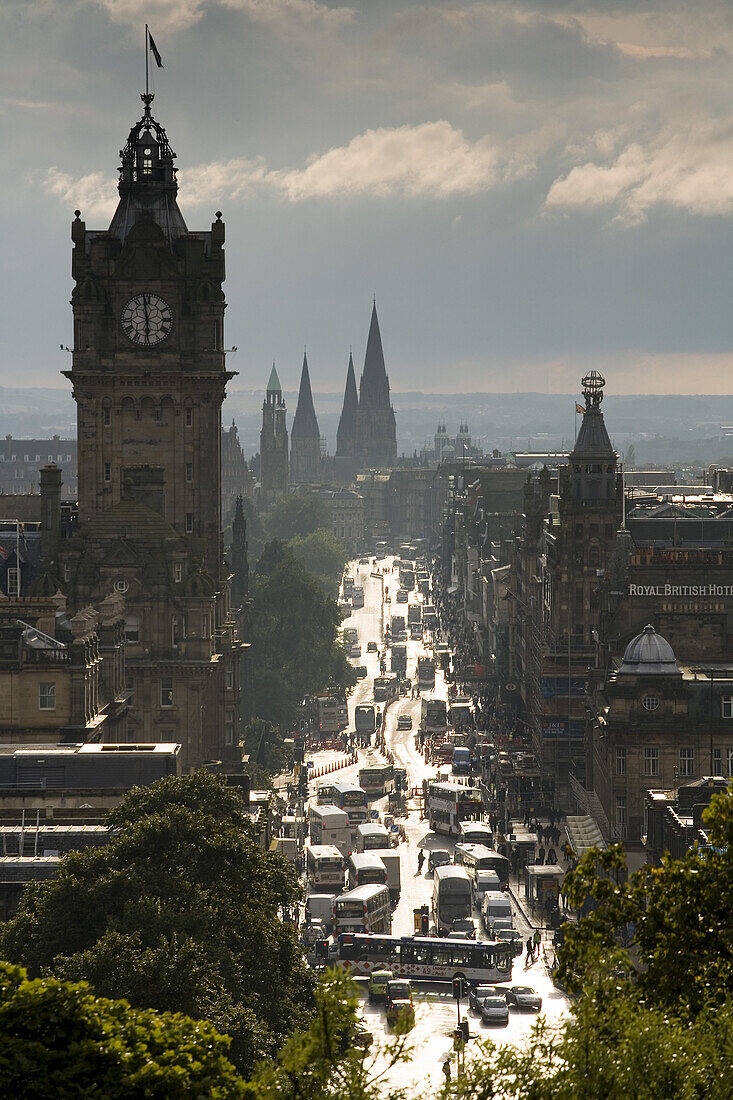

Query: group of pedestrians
[{"left": 525, "top": 929, "right": 542, "bottom": 963}]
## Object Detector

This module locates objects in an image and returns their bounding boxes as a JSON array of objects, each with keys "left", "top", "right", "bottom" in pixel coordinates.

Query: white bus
[
  {"left": 427, "top": 781, "right": 484, "bottom": 836},
  {"left": 347, "top": 852, "right": 388, "bottom": 890},
  {"left": 432, "top": 865, "right": 473, "bottom": 934},
  {"left": 306, "top": 844, "right": 344, "bottom": 892},
  {"left": 355, "top": 823, "right": 391, "bottom": 853},
  {"left": 308, "top": 805, "right": 351, "bottom": 856},
  {"left": 335, "top": 933, "right": 512, "bottom": 985},
  {"left": 331, "top": 884, "right": 392, "bottom": 934},
  {"left": 457, "top": 821, "right": 494, "bottom": 847},
  {"left": 332, "top": 781, "right": 369, "bottom": 826},
  {"left": 453, "top": 843, "right": 498, "bottom": 876},
  {"left": 351, "top": 587, "right": 365, "bottom": 609}
]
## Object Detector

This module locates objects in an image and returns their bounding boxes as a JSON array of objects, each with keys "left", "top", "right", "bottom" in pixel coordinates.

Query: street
[{"left": 304, "top": 556, "right": 570, "bottom": 1094}]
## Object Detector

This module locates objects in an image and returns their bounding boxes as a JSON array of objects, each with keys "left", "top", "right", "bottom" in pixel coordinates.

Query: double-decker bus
[
  {"left": 331, "top": 781, "right": 369, "bottom": 826},
  {"left": 335, "top": 933, "right": 512, "bottom": 985},
  {"left": 457, "top": 821, "right": 494, "bottom": 847},
  {"left": 426, "top": 781, "right": 483, "bottom": 836},
  {"left": 358, "top": 765, "right": 394, "bottom": 800},
  {"left": 350, "top": 587, "right": 365, "bottom": 609},
  {"left": 305, "top": 844, "right": 344, "bottom": 891},
  {"left": 373, "top": 676, "right": 398, "bottom": 702},
  {"left": 308, "top": 805, "right": 351, "bottom": 855},
  {"left": 316, "top": 695, "right": 348, "bottom": 735},
  {"left": 355, "top": 704, "right": 376, "bottom": 735},
  {"left": 355, "top": 823, "right": 391, "bottom": 852},
  {"left": 399, "top": 567, "right": 415, "bottom": 591},
  {"left": 347, "top": 852, "right": 388, "bottom": 890},
  {"left": 432, "top": 865, "right": 472, "bottom": 933},
  {"left": 421, "top": 698, "right": 447, "bottom": 734},
  {"left": 331, "top": 884, "right": 392, "bottom": 934},
  {"left": 390, "top": 645, "right": 407, "bottom": 675},
  {"left": 417, "top": 657, "right": 436, "bottom": 690},
  {"left": 449, "top": 697, "right": 473, "bottom": 729}
]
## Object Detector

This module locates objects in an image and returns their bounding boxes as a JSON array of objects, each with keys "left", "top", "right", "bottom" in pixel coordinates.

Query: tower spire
[{"left": 336, "top": 350, "right": 358, "bottom": 458}]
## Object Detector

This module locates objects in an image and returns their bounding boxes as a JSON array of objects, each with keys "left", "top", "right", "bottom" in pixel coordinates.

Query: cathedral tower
[
  {"left": 336, "top": 351, "right": 358, "bottom": 458},
  {"left": 355, "top": 302, "right": 397, "bottom": 467},
  {"left": 290, "top": 351, "right": 322, "bottom": 484},
  {"left": 61, "top": 93, "right": 243, "bottom": 769},
  {"left": 260, "top": 363, "right": 289, "bottom": 498}
]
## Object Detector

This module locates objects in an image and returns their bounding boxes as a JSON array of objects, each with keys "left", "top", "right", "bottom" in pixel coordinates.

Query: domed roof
[{"left": 618, "top": 624, "right": 680, "bottom": 676}]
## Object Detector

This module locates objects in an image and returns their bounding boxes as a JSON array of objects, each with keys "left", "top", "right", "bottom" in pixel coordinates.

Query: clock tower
[{"left": 61, "top": 94, "right": 244, "bottom": 770}]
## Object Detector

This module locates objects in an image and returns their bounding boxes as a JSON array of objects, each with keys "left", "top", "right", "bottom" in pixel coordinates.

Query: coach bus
[
  {"left": 306, "top": 844, "right": 344, "bottom": 891},
  {"left": 335, "top": 932, "right": 511, "bottom": 985},
  {"left": 432, "top": 865, "right": 473, "bottom": 934},
  {"left": 331, "top": 884, "right": 392, "bottom": 934},
  {"left": 426, "top": 781, "right": 483, "bottom": 836},
  {"left": 331, "top": 781, "right": 369, "bottom": 826}
]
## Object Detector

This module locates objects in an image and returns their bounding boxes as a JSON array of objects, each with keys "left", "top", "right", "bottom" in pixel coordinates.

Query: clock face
[{"left": 121, "top": 293, "right": 173, "bottom": 346}]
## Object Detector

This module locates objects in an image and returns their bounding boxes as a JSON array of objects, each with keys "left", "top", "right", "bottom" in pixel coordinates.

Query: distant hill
[{"left": 2, "top": 386, "right": 733, "bottom": 467}]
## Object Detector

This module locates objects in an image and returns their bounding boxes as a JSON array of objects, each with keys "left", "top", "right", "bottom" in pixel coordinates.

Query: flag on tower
[
  {"left": 148, "top": 31, "right": 163, "bottom": 68},
  {"left": 575, "top": 403, "right": 585, "bottom": 414}
]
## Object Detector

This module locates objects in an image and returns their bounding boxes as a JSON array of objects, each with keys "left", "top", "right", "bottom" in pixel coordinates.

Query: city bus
[
  {"left": 457, "top": 821, "right": 494, "bottom": 847},
  {"left": 432, "top": 865, "right": 473, "bottom": 934},
  {"left": 453, "top": 843, "right": 497, "bottom": 877},
  {"left": 426, "top": 781, "right": 483, "bottom": 836},
  {"left": 331, "top": 884, "right": 392, "bottom": 934},
  {"left": 315, "top": 781, "right": 335, "bottom": 805},
  {"left": 417, "top": 657, "right": 436, "bottom": 690},
  {"left": 308, "top": 805, "right": 351, "bottom": 855},
  {"left": 449, "top": 697, "right": 473, "bottom": 729},
  {"left": 331, "top": 781, "right": 369, "bottom": 826},
  {"left": 358, "top": 765, "right": 394, "bottom": 800},
  {"left": 347, "top": 852, "right": 388, "bottom": 890},
  {"left": 335, "top": 932, "right": 512, "bottom": 985},
  {"left": 316, "top": 696, "right": 348, "bottom": 735},
  {"left": 421, "top": 698, "right": 447, "bottom": 734},
  {"left": 355, "top": 823, "right": 391, "bottom": 852},
  {"left": 373, "top": 676, "right": 398, "bottom": 702},
  {"left": 351, "top": 587, "right": 365, "bottom": 609},
  {"left": 355, "top": 704, "right": 376, "bottom": 736},
  {"left": 306, "top": 844, "right": 344, "bottom": 891}
]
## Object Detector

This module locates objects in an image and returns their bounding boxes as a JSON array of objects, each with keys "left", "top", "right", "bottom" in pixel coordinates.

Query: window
[
  {"left": 160, "top": 679, "right": 174, "bottom": 708},
  {"left": 6, "top": 568, "right": 19, "bottom": 597},
  {"left": 728, "top": 749, "right": 733, "bottom": 779},
  {"left": 643, "top": 747, "right": 659, "bottom": 777},
  {"left": 642, "top": 694, "right": 659, "bottom": 712},
  {"left": 185, "top": 513, "right": 193, "bottom": 533},
  {"left": 103, "top": 406, "right": 111, "bottom": 426},
  {"left": 211, "top": 320, "right": 221, "bottom": 350},
  {"left": 225, "top": 667, "right": 234, "bottom": 691},
  {"left": 185, "top": 407, "right": 193, "bottom": 427},
  {"left": 63, "top": 562, "right": 71, "bottom": 582},
  {"left": 174, "top": 562, "right": 183, "bottom": 583},
  {"left": 679, "top": 748, "right": 695, "bottom": 778},
  {"left": 615, "top": 746, "right": 626, "bottom": 776},
  {"left": 185, "top": 462, "right": 193, "bottom": 482},
  {"left": 615, "top": 795, "right": 627, "bottom": 840},
  {"left": 39, "top": 682, "right": 56, "bottom": 711},
  {"left": 713, "top": 748, "right": 722, "bottom": 775},
  {"left": 104, "top": 462, "right": 111, "bottom": 483},
  {"left": 202, "top": 613, "right": 209, "bottom": 638},
  {"left": 224, "top": 709, "right": 235, "bottom": 745},
  {"left": 171, "top": 615, "right": 179, "bottom": 647},
  {"left": 35, "top": 455, "right": 40, "bottom": 462},
  {"left": 722, "top": 696, "right": 733, "bottom": 718},
  {"left": 114, "top": 578, "right": 129, "bottom": 594},
  {"left": 124, "top": 615, "right": 139, "bottom": 644},
  {"left": 23, "top": 455, "right": 29, "bottom": 462}
]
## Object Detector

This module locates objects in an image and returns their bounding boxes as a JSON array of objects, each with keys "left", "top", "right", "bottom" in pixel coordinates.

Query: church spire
[
  {"left": 359, "top": 301, "right": 390, "bottom": 408},
  {"left": 355, "top": 301, "right": 397, "bottom": 467},
  {"left": 290, "top": 351, "right": 322, "bottom": 484},
  {"left": 336, "top": 350, "right": 358, "bottom": 458}
]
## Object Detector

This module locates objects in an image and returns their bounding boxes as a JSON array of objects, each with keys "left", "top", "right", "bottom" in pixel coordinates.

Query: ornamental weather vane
[{"left": 581, "top": 369, "right": 605, "bottom": 409}]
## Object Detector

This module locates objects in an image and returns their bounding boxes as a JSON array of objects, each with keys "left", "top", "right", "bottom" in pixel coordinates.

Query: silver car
[
  {"left": 480, "top": 996, "right": 509, "bottom": 1026},
  {"left": 468, "top": 984, "right": 506, "bottom": 1013},
  {"left": 506, "top": 985, "right": 543, "bottom": 1011}
]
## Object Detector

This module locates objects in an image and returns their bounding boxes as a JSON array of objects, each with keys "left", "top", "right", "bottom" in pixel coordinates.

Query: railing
[{"left": 23, "top": 648, "right": 70, "bottom": 664}]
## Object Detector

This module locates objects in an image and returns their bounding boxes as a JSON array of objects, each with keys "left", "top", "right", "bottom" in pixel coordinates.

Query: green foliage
[
  {"left": 264, "top": 493, "right": 331, "bottom": 542},
  {"left": 250, "top": 547, "right": 355, "bottom": 729},
  {"left": 242, "top": 718, "right": 290, "bottom": 777},
  {"left": 0, "top": 773, "right": 314, "bottom": 1076},
  {"left": 0, "top": 960, "right": 246, "bottom": 1098},
  {"left": 289, "top": 528, "right": 349, "bottom": 598}
]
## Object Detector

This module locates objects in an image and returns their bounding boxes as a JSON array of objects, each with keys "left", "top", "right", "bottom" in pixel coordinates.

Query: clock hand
[{"left": 142, "top": 294, "right": 150, "bottom": 336}]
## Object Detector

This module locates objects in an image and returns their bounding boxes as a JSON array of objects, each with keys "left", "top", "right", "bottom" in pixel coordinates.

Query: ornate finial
[
  {"left": 581, "top": 370, "right": 605, "bottom": 409},
  {"left": 215, "top": 210, "right": 222, "bottom": 220},
  {"left": 74, "top": 210, "right": 81, "bottom": 220},
  {"left": 140, "top": 92, "right": 154, "bottom": 117}
]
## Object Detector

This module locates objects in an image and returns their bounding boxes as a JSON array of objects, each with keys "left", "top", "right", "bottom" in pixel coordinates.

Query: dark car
[
  {"left": 367, "top": 641, "right": 378, "bottom": 652},
  {"left": 468, "top": 984, "right": 504, "bottom": 1013},
  {"left": 428, "top": 849, "right": 452, "bottom": 873},
  {"left": 385, "top": 979, "right": 415, "bottom": 1030},
  {"left": 397, "top": 714, "right": 413, "bottom": 730}
]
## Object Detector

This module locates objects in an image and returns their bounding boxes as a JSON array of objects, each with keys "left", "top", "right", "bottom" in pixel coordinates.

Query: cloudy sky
[{"left": 3, "top": 0, "right": 733, "bottom": 395}]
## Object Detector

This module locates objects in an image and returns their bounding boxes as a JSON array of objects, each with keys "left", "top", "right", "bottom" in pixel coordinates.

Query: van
[
  {"left": 473, "top": 869, "right": 501, "bottom": 903},
  {"left": 481, "top": 890, "right": 513, "bottom": 933}
]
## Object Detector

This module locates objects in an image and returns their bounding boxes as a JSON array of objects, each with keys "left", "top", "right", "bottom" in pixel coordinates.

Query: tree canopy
[
  {"left": 0, "top": 772, "right": 314, "bottom": 1077},
  {"left": 264, "top": 493, "right": 331, "bottom": 543},
  {"left": 289, "top": 527, "right": 349, "bottom": 598},
  {"left": 0, "top": 961, "right": 246, "bottom": 1099}
]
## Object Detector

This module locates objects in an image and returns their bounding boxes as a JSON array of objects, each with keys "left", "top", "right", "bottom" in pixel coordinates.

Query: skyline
[{"left": 3, "top": 1, "right": 733, "bottom": 393}]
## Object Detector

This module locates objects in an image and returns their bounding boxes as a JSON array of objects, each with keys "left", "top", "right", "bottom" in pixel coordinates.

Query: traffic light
[
  {"left": 452, "top": 976, "right": 468, "bottom": 1000},
  {"left": 315, "top": 941, "right": 329, "bottom": 960},
  {"left": 459, "top": 1018, "right": 469, "bottom": 1043},
  {"left": 420, "top": 906, "right": 430, "bottom": 936}
]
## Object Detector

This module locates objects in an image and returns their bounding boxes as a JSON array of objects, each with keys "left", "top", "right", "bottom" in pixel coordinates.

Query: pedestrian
[
  {"left": 538, "top": 846, "right": 545, "bottom": 865},
  {"left": 525, "top": 935, "right": 534, "bottom": 962},
  {"left": 442, "top": 1059, "right": 452, "bottom": 1086},
  {"left": 417, "top": 849, "right": 425, "bottom": 875},
  {"left": 547, "top": 847, "right": 557, "bottom": 865},
  {"left": 533, "top": 929, "right": 542, "bottom": 956}
]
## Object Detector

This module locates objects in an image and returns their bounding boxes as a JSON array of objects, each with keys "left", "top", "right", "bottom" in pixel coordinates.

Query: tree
[
  {"left": 250, "top": 548, "right": 355, "bottom": 729},
  {"left": 289, "top": 528, "right": 349, "bottom": 598},
  {"left": 264, "top": 493, "right": 331, "bottom": 542},
  {"left": 0, "top": 773, "right": 314, "bottom": 1076},
  {"left": 242, "top": 718, "right": 290, "bottom": 777},
  {"left": 0, "top": 961, "right": 247, "bottom": 1098}
]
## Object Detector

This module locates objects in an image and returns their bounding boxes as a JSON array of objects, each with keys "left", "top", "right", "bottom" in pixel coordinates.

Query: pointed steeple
[
  {"left": 291, "top": 351, "right": 320, "bottom": 441},
  {"left": 267, "top": 362, "right": 281, "bottom": 395},
  {"left": 355, "top": 301, "right": 397, "bottom": 467},
  {"left": 569, "top": 371, "right": 617, "bottom": 503},
  {"left": 336, "top": 351, "right": 359, "bottom": 458},
  {"left": 359, "top": 301, "right": 390, "bottom": 408}
]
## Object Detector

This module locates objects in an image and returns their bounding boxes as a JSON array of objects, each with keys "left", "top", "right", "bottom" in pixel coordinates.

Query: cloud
[
  {"left": 92, "top": 0, "right": 354, "bottom": 32},
  {"left": 546, "top": 122, "right": 733, "bottom": 223},
  {"left": 42, "top": 168, "right": 117, "bottom": 220}
]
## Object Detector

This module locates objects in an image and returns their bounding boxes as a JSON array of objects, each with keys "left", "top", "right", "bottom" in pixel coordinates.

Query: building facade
[{"left": 0, "top": 437, "right": 78, "bottom": 500}]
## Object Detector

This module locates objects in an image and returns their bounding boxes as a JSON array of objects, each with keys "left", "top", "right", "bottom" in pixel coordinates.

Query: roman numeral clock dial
[{"left": 121, "top": 293, "right": 173, "bottom": 346}]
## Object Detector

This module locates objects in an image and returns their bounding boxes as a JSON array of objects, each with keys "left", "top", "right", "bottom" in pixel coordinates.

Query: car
[
  {"left": 385, "top": 979, "right": 415, "bottom": 1030},
  {"left": 480, "top": 996, "right": 509, "bottom": 1027},
  {"left": 348, "top": 644, "right": 361, "bottom": 658},
  {"left": 368, "top": 968, "right": 394, "bottom": 1003},
  {"left": 428, "top": 849, "right": 452, "bottom": 872},
  {"left": 506, "top": 986, "right": 543, "bottom": 1011},
  {"left": 359, "top": 557, "right": 370, "bottom": 565},
  {"left": 468, "top": 984, "right": 506, "bottom": 1012},
  {"left": 367, "top": 641, "right": 378, "bottom": 652},
  {"left": 397, "top": 714, "right": 413, "bottom": 730},
  {"left": 496, "top": 929, "right": 524, "bottom": 957},
  {"left": 451, "top": 917, "right": 477, "bottom": 939},
  {"left": 396, "top": 590, "right": 408, "bottom": 603},
  {"left": 353, "top": 665, "right": 368, "bottom": 679}
]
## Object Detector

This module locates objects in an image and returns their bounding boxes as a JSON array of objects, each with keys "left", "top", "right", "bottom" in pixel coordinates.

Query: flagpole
[{"left": 145, "top": 23, "right": 149, "bottom": 97}]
